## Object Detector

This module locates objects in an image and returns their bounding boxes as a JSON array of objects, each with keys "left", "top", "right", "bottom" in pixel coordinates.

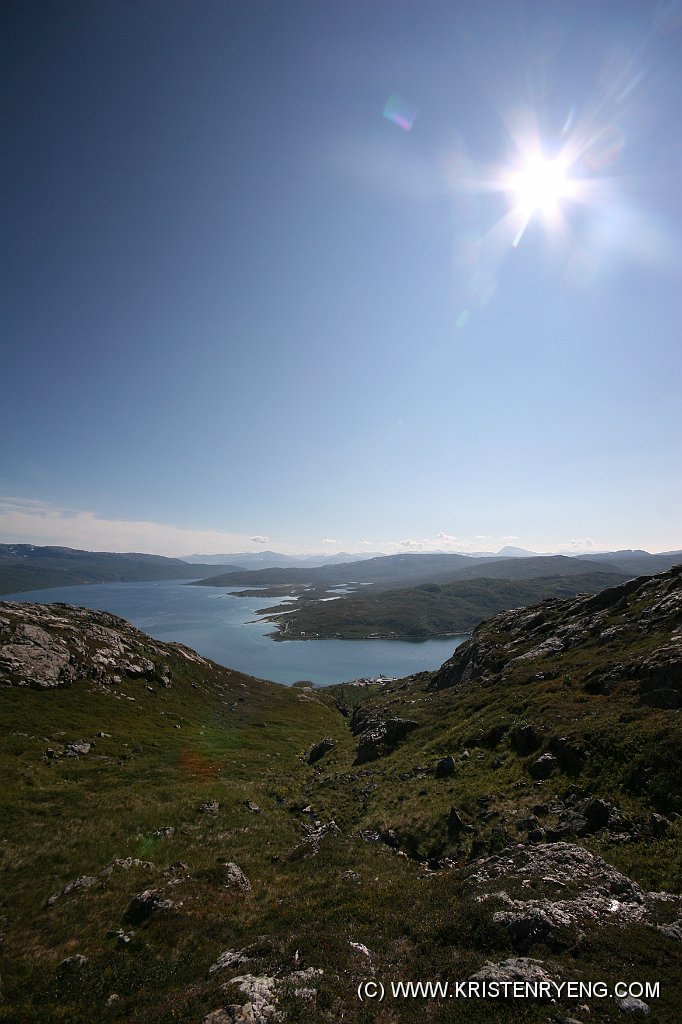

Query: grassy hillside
[
  {"left": 1, "top": 569, "right": 681, "bottom": 1023},
  {"left": 0, "top": 544, "right": 236, "bottom": 595}
]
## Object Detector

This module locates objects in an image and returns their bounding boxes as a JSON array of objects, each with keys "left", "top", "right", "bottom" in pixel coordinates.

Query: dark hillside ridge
[
  {"left": 263, "top": 569, "right": 628, "bottom": 640},
  {"left": 427, "top": 553, "right": 626, "bottom": 583},
  {"left": 0, "top": 543, "right": 237, "bottom": 595},
  {"left": 192, "top": 551, "right": 490, "bottom": 588}
]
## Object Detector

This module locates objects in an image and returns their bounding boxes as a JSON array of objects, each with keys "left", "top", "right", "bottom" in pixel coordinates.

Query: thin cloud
[
  {"left": 0, "top": 497, "right": 280, "bottom": 558},
  {"left": 322, "top": 538, "right": 338, "bottom": 545},
  {"left": 250, "top": 535, "right": 268, "bottom": 544}
]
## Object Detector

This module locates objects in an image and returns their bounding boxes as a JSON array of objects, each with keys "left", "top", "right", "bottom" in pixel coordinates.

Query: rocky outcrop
[
  {"left": 351, "top": 710, "right": 419, "bottom": 764},
  {"left": 469, "top": 956, "right": 558, "bottom": 990},
  {"left": 430, "top": 566, "right": 682, "bottom": 694},
  {"left": 466, "top": 842, "right": 681, "bottom": 952},
  {"left": 209, "top": 967, "right": 323, "bottom": 1023},
  {"left": 0, "top": 600, "right": 208, "bottom": 690}
]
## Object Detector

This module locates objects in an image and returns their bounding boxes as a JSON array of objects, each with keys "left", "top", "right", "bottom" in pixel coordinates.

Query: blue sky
[{"left": 2, "top": 0, "right": 681, "bottom": 557}]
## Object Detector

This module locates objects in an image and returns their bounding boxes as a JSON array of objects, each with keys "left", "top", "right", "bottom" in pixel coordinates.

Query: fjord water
[{"left": 4, "top": 579, "right": 466, "bottom": 685}]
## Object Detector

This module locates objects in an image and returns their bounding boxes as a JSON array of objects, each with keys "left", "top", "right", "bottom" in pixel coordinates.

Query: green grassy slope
[{"left": 1, "top": 570, "right": 681, "bottom": 1023}]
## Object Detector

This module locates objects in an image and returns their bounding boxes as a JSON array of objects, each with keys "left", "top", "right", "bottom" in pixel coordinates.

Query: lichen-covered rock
[
  {"left": 465, "top": 842, "right": 681, "bottom": 951},
  {"left": 219, "top": 862, "right": 252, "bottom": 892},
  {"left": 469, "top": 956, "right": 558, "bottom": 989},
  {"left": 0, "top": 600, "right": 202, "bottom": 691},
  {"left": 209, "top": 949, "right": 250, "bottom": 973}
]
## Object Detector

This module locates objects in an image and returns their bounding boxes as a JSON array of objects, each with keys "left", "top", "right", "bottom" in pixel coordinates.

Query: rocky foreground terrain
[{"left": 0, "top": 568, "right": 681, "bottom": 1022}]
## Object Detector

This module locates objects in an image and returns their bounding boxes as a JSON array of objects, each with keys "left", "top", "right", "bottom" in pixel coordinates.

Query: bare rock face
[
  {"left": 0, "top": 620, "right": 74, "bottom": 689},
  {"left": 0, "top": 600, "right": 206, "bottom": 690}
]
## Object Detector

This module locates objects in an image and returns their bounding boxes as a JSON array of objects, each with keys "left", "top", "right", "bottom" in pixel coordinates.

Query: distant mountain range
[
  {"left": 191, "top": 548, "right": 682, "bottom": 591},
  {"left": 1, "top": 542, "right": 680, "bottom": 598},
  {"left": 181, "top": 550, "right": 383, "bottom": 568}
]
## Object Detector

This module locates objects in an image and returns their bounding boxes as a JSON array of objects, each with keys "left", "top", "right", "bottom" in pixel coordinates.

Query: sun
[{"left": 506, "top": 153, "right": 573, "bottom": 216}]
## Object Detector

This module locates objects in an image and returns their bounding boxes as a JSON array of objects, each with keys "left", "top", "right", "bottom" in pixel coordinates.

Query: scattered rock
[
  {"left": 244, "top": 800, "right": 261, "bottom": 813},
  {"left": 616, "top": 995, "right": 650, "bottom": 1014},
  {"left": 199, "top": 800, "right": 220, "bottom": 815},
  {"left": 203, "top": 1011, "right": 238, "bottom": 1024},
  {"left": 224, "top": 968, "right": 323, "bottom": 1022},
  {"left": 650, "top": 813, "right": 670, "bottom": 837},
  {"left": 100, "top": 857, "right": 155, "bottom": 877},
  {"left": 580, "top": 798, "right": 611, "bottom": 832},
  {"left": 355, "top": 717, "right": 419, "bottom": 764},
  {"left": 465, "top": 842, "right": 680, "bottom": 951},
  {"left": 64, "top": 740, "right": 91, "bottom": 757},
  {"left": 107, "top": 928, "right": 135, "bottom": 947},
  {"left": 435, "top": 755, "right": 457, "bottom": 778},
  {"left": 58, "top": 954, "right": 89, "bottom": 970},
  {"left": 152, "top": 826, "right": 175, "bottom": 838},
  {"left": 305, "top": 737, "right": 335, "bottom": 764},
  {"left": 219, "top": 862, "right": 252, "bottom": 892},
  {"left": 284, "top": 820, "right": 341, "bottom": 861},
  {"left": 557, "top": 810, "right": 589, "bottom": 836},
  {"left": 125, "top": 888, "right": 175, "bottom": 924},
  {"left": 47, "top": 875, "right": 98, "bottom": 906},
  {"left": 469, "top": 956, "right": 557, "bottom": 991},
  {"left": 516, "top": 815, "right": 540, "bottom": 833},
  {"left": 163, "top": 861, "right": 189, "bottom": 877},
  {"left": 209, "top": 949, "right": 250, "bottom": 973},
  {"left": 509, "top": 724, "right": 543, "bottom": 755},
  {"left": 551, "top": 736, "right": 588, "bottom": 772},
  {"left": 656, "top": 918, "right": 682, "bottom": 939},
  {"left": 447, "top": 806, "right": 473, "bottom": 837},
  {"left": 529, "top": 753, "right": 559, "bottom": 779}
]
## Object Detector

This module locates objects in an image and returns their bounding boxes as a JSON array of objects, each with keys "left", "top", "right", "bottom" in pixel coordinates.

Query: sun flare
[{"left": 507, "top": 153, "right": 573, "bottom": 216}]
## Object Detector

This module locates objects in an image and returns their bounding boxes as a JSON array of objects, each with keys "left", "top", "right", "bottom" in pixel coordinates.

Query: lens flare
[{"left": 383, "top": 94, "right": 418, "bottom": 132}]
